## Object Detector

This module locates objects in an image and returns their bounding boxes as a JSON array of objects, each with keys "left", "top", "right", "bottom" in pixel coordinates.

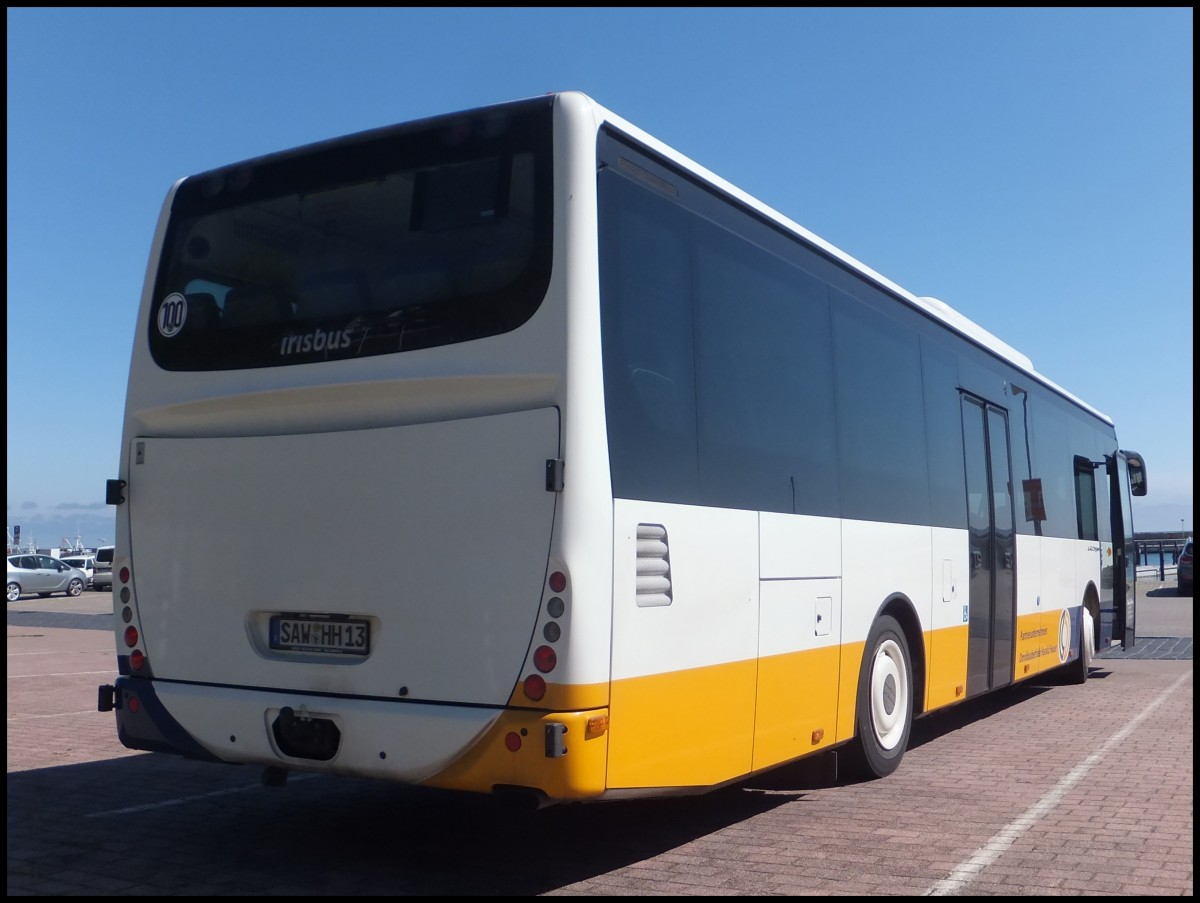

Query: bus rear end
[{"left": 99, "top": 95, "right": 610, "bottom": 803}]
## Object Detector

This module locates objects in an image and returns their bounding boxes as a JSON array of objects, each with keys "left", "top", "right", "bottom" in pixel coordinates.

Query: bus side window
[{"left": 630, "top": 367, "right": 688, "bottom": 432}]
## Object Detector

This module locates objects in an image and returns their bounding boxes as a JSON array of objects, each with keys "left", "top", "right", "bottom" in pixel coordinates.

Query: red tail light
[
  {"left": 523, "top": 674, "right": 546, "bottom": 701},
  {"left": 533, "top": 645, "right": 557, "bottom": 673}
]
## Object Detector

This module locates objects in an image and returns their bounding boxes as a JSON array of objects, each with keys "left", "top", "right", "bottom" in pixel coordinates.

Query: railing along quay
[{"left": 1134, "top": 534, "right": 1188, "bottom": 582}]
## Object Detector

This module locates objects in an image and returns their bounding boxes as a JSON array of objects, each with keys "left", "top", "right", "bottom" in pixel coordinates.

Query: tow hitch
[{"left": 271, "top": 706, "right": 340, "bottom": 761}]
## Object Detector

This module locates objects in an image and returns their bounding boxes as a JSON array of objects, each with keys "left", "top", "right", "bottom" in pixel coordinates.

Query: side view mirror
[{"left": 1121, "top": 450, "right": 1148, "bottom": 497}]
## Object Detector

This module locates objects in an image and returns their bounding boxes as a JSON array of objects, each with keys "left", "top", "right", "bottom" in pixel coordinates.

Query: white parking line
[
  {"left": 7, "top": 650, "right": 113, "bottom": 657},
  {"left": 8, "top": 710, "right": 102, "bottom": 719},
  {"left": 86, "top": 774, "right": 320, "bottom": 817},
  {"left": 923, "top": 671, "right": 1193, "bottom": 896}
]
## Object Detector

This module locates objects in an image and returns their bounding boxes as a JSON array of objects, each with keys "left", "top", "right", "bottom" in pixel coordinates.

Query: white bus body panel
[
  {"left": 609, "top": 507, "right": 944, "bottom": 699},
  {"left": 610, "top": 499, "right": 759, "bottom": 680},
  {"left": 126, "top": 408, "right": 558, "bottom": 705},
  {"left": 1033, "top": 535, "right": 1085, "bottom": 613},
  {"left": 841, "top": 519, "right": 935, "bottom": 643},
  {"left": 931, "top": 525, "right": 966, "bottom": 631},
  {"left": 757, "top": 511, "right": 845, "bottom": 662},
  {"left": 549, "top": 92, "right": 619, "bottom": 687},
  {"left": 758, "top": 511, "right": 842, "bottom": 580}
]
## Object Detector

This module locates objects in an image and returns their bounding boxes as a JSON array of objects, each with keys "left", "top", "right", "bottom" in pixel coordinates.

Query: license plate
[{"left": 269, "top": 613, "right": 370, "bottom": 656}]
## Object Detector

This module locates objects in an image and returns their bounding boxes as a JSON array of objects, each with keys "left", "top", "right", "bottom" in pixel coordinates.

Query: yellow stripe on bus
[
  {"left": 1014, "top": 608, "right": 1075, "bottom": 679},
  {"left": 425, "top": 708, "right": 610, "bottom": 801},
  {"left": 925, "top": 623, "right": 969, "bottom": 710},
  {"left": 607, "top": 658, "right": 758, "bottom": 788},
  {"left": 430, "top": 617, "right": 1052, "bottom": 799}
]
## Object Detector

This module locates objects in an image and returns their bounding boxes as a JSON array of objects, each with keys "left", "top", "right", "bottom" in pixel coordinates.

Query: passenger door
[
  {"left": 1107, "top": 450, "right": 1143, "bottom": 648},
  {"left": 14, "top": 556, "right": 42, "bottom": 593},
  {"left": 36, "top": 556, "right": 70, "bottom": 593},
  {"left": 962, "top": 395, "right": 1017, "bottom": 695},
  {"left": 29, "top": 556, "right": 56, "bottom": 593}
]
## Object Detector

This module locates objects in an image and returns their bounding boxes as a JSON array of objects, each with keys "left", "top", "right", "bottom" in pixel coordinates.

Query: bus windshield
[{"left": 148, "top": 97, "right": 553, "bottom": 371}]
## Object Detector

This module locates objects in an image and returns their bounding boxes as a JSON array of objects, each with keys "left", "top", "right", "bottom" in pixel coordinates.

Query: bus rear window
[{"left": 148, "top": 98, "right": 553, "bottom": 371}]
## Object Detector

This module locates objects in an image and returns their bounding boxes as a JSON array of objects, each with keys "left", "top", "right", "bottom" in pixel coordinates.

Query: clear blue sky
[{"left": 6, "top": 8, "right": 1193, "bottom": 549}]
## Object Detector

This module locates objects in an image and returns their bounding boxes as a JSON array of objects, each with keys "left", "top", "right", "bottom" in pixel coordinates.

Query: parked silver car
[
  {"left": 92, "top": 545, "right": 115, "bottom": 592},
  {"left": 7, "top": 555, "right": 88, "bottom": 601}
]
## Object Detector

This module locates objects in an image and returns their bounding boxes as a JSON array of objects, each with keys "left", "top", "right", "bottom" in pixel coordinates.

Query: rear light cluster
[
  {"left": 117, "top": 563, "right": 145, "bottom": 673},
  {"left": 505, "top": 569, "right": 569, "bottom": 754},
  {"left": 522, "top": 569, "right": 568, "bottom": 703}
]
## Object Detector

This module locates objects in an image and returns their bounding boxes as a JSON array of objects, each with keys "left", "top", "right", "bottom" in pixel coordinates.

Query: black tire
[
  {"left": 67, "top": 578, "right": 84, "bottom": 597},
  {"left": 6, "top": 582, "right": 20, "bottom": 603},
  {"left": 847, "top": 614, "right": 913, "bottom": 779}
]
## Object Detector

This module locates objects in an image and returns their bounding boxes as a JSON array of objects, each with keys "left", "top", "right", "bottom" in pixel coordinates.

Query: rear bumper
[
  {"left": 105, "top": 678, "right": 504, "bottom": 782},
  {"left": 100, "top": 677, "right": 611, "bottom": 801}
]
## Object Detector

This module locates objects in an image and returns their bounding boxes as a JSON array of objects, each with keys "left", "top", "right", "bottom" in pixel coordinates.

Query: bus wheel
[
  {"left": 1065, "top": 608, "right": 1094, "bottom": 685},
  {"left": 848, "top": 614, "right": 913, "bottom": 779}
]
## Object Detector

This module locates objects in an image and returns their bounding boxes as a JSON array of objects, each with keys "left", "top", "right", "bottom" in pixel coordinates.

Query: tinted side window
[
  {"left": 921, "top": 337, "right": 967, "bottom": 528},
  {"left": 599, "top": 170, "right": 699, "bottom": 505},
  {"left": 1070, "top": 409, "right": 1114, "bottom": 543},
  {"left": 600, "top": 139, "right": 936, "bottom": 525},
  {"left": 692, "top": 218, "right": 838, "bottom": 515},
  {"left": 1027, "top": 396, "right": 1074, "bottom": 538},
  {"left": 1074, "top": 455, "right": 1100, "bottom": 541},
  {"left": 832, "top": 292, "right": 930, "bottom": 525},
  {"left": 599, "top": 128, "right": 1124, "bottom": 533}
]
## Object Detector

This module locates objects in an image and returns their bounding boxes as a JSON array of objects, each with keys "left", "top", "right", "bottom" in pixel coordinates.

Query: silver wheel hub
[{"left": 870, "top": 638, "right": 908, "bottom": 751}]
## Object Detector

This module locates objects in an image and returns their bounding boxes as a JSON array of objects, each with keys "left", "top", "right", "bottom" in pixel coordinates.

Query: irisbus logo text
[{"left": 280, "top": 328, "right": 353, "bottom": 356}]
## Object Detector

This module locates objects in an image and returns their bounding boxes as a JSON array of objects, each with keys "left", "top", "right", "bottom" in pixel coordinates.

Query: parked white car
[
  {"left": 7, "top": 555, "right": 88, "bottom": 601},
  {"left": 61, "top": 555, "right": 97, "bottom": 588}
]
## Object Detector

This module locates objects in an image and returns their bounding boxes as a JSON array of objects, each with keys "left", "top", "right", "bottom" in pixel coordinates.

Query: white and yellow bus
[{"left": 99, "top": 92, "right": 1147, "bottom": 805}]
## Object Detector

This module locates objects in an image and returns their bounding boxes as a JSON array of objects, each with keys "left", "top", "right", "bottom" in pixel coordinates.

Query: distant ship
[{"left": 59, "top": 531, "right": 89, "bottom": 554}]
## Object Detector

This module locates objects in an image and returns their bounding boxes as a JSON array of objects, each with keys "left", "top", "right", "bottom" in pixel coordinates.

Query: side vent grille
[{"left": 636, "top": 523, "right": 673, "bottom": 608}]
